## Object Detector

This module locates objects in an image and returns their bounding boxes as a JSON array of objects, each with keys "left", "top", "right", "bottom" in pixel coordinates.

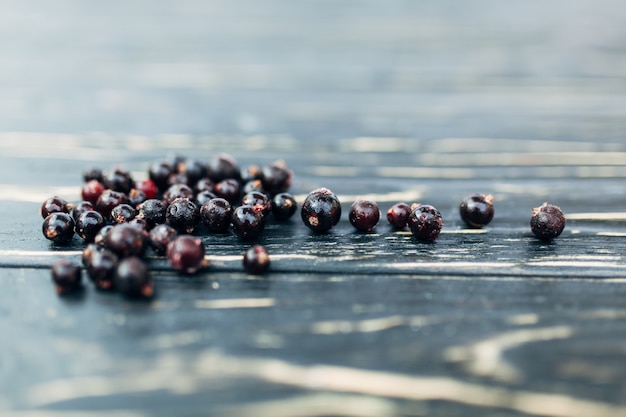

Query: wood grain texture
[{"left": 2, "top": 1, "right": 626, "bottom": 416}]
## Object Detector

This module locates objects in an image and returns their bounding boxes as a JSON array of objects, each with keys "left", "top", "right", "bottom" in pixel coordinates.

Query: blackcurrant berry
[
  {"left": 349, "top": 199, "right": 380, "bottom": 232},
  {"left": 70, "top": 201, "right": 95, "bottom": 223},
  {"left": 81, "top": 180, "right": 105, "bottom": 205},
  {"left": 271, "top": 193, "right": 297, "bottom": 221},
  {"left": 214, "top": 178, "right": 240, "bottom": 205},
  {"left": 243, "top": 245, "right": 270, "bottom": 275},
  {"left": 387, "top": 202, "right": 411, "bottom": 229},
  {"left": 460, "top": 194, "right": 494, "bottom": 228},
  {"left": 261, "top": 160, "right": 293, "bottom": 195},
  {"left": 241, "top": 191, "right": 271, "bottom": 217},
  {"left": 115, "top": 257, "right": 154, "bottom": 298},
  {"left": 103, "top": 223, "right": 147, "bottom": 258},
  {"left": 166, "top": 235, "right": 207, "bottom": 274},
  {"left": 51, "top": 259, "right": 83, "bottom": 294},
  {"left": 96, "top": 190, "right": 128, "bottom": 218},
  {"left": 86, "top": 247, "right": 119, "bottom": 290},
  {"left": 166, "top": 197, "right": 199, "bottom": 234},
  {"left": 301, "top": 188, "right": 341, "bottom": 233},
  {"left": 41, "top": 196, "right": 70, "bottom": 219},
  {"left": 110, "top": 203, "right": 136, "bottom": 224},
  {"left": 231, "top": 205, "right": 266, "bottom": 240},
  {"left": 42, "top": 213, "right": 75, "bottom": 244},
  {"left": 530, "top": 202, "right": 565, "bottom": 241},
  {"left": 207, "top": 153, "right": 240, "bottom": 182},
  {"left": 76, "top": 210, "right": 106, "bottom": 242},
  {"left": 136, "top": 199, "right": 166, "bottom": 228},
  {"left": 149, "top": 224, "right": 178, "bottom": 255},
  {"left": 163, "top": 183, "right": 194, "bottom": 206},
  {"left": 199, "top": 198, "right": 232, "bottom": 234},
  {"left": 408, "top": 204, "right": 444, "bottom": 242}
]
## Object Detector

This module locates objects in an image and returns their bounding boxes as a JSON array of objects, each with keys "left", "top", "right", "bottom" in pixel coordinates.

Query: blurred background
[{"left": 1, "top": 0, "right": 625, "bottom": 141}]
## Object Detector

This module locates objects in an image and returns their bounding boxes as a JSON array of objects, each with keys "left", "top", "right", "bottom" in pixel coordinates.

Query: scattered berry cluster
[
  {"left": 42, "top": 153, "right": 566, "bottom": 299},
  {"left": 43, "top": 154, "right": 292, "bottom": 297}
]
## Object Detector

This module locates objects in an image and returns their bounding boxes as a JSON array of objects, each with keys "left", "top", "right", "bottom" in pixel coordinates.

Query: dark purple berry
[
  {"left": 261, "top": 159, "right": 293, "bottom": 195},
  {"left": 242, "top": 179, "right": 265, "bottom": 195},
  {"left": 163, "top": 183, "right": 194, "bottom": 206},
  {"left": 86, "top": 247, "right": 119, "bottom": 290},
  {"left": 82, "top": 243, "right": 98, "bottom": 267},
  {"left": 271, "top": 193, "right": 297, "bottom": 221},
  {"left": 83, "top": 167, "right": 105, "bottom": 183},
  {"left": 408, "top": 204, "right": 444, "bottom": 242},
  {"left": 349, "top": 199, "right": 380, "bottom": 232},
  {"left": 128, "top": 217, "right": 149, "bottom": 231},
  {"left": 301, "top": 188, "right": 341, "bottom": 233},
  {"left": 149, "top": 160, "right": 174, "bottom": 191},
  {"left": 166, "top": 197, "right": 199, "bottom": 234},
  {"left": 243, "top": 245, "right": 270, "bottom": 275},
  {"left": 530, "top": 202, "right": 566, "bottom": 241},
  {"left": 167, "top": 172, "right": 188, "bottom": 187},
  {"left": 115, "top": 257, "right": 154, "bottom": 298},
  {"left": 94, "top": 225, "right": 113, "bottom": 247},
  {"left": 107, "top": 167, "right": 135, "bottom": 194},
  {"left": 194, "top": 178, "right": 215, "bottom": 194},
  {"left": 214, "top": 178, "right": 240, "bottom": 205},
  {"left": 70, "top": 201, "right": 94, "bottom": 223},
  {"left": 166, "top": 235, "right": 207, "bottom": 274},
  {"left": 135, "top": 179, "right": 159, "bottom": 200},
  {"left": 460, "top": 194, "right": 494, "bottom": 228},
  {"left": 51, "top": 259, "right": 83, "bottom": 294},
  {"left": 231, "top": 205, "right": 266, "bottom": 240},
  {"left": 128, "top": 188, "right": 148, "bottom": 208},
  {"left": 177, "top": 159, "right": 206, "bottom": 185},
  {"left": 241, "top": 164, "right": 262, "bottom": 183},
  {"left": 41, "top": 196, "right": 70, "bottom": 219},
  {"left": 149, "top": 224, "right": 178, "bottom": 255},
  {"left": 81, "top": 180, "right": 105, "bottom": 205},
  {"left": 42, "top": 213, "right": 75, "bottom": 244},
  {"left": 76, "top": 210, "right": 106, "bottom": 242},
  {"left": 195, "top": 190, "right": 217, "bottom": 206},
  {"left": 242, "top": 191, "right": 271, "bottom": 217},
  {"left": 136, "top": 199, "right": 166, "bottom": 228},
  {"left": 387, "top": 202, "right": 411, "bottom": 229},
  {"left": 103, "top": 223, "right": 147, "bottom": 258},
  {"left": 96, "top": 190, "right": 128, "bottom": 218},
  {"left": 110, "top": 203, "right": 136, "bottom": 224},
  {"left": 207, "top": 153, "right": 240, "bottom": 182},
  {"left": 199, "top": 198, "right": 232, "bottom": 233}
]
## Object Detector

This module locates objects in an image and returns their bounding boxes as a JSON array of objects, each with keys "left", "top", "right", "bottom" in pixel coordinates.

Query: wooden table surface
[{"left": 2, "top": 2, "right": 626, "bottom": 416}]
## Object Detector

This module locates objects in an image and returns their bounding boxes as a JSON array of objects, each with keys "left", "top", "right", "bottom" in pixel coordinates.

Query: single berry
[
  {"left": 199, "top": 198, "right": 232, "bottom": 233},
  {"left": 261, "top": 160, "right": 293, "bottom": 195},
  {"left": 94, "top": 225, "right": 114, "bottom": 247},
  {"left": 387, "top": 202, "right": 411, "bottom": 229},
  {"left": 41, "top": 196, "right": 70, "bottom": 219},
  {"left": 149, "top": 224, "right": 178, "bottom": 255},
  {"left": 241, "top": 164, "right": 263, "bottom": 183},
  {"left": 271, "top": 193, "right": 297, "bottom": 221},
  {"left": 241, "top": 191, "right": 271, "bottom": 217},
  {"left": 177, "top": 159, "right": 206, "bottom": 185},
  {"left": 110, "top": 203, "right": 137, "bottom": 224},
  {"left": 128, "top": 188, "right": 148, "bottom": 208},
  {"left": 83, "top": 167, "right": 105, "bottom": 183},
  {"left": 460, "top": 194, "right": 494, "bottom": 228},
  {"left": 128, "top": 217, "right": 149, "bottom": 231},
  {"left": 243, "top": 245, "right": 270, "bottom": 275},
  {"left": 242, "top": 179, "right": 265, "bottom": 195},
  {"left": 70, "top": 201, "right": 95, "bottom": 223},
  {"left": 349, "top": 199, "right": 380, "bottom": 232},
  {"left": 81, "top": 180, "right": 105, "bottom": 205},
  {"left": 214, "top": 178, "right": 240, "bottom": 205},
  {"left": 115, "top": 257, "right": 154, "bottom": 298},
  {"left": 207, "top": 153, "right": 240, "bottom": 182},
  {"left": 166, "top": 197, "right": 199, "bottom": 234},
  {"left": 42, "top": 213, "right": 75, "bottom": 244},
  {"left": 76, "top": 210, "right": 106, "bottom": 242},
  {"left": 408, "top": 204, "right": 444, "bottom": 242},
  {"left": 86, "top": 247, "right": 119, "bottom": 290},
  {"left": 167, "top": 172, "right": 188, "bottom": 187},
  {"left": 51, "top": 259, "right": 83, "bottom": 294},
  {"left": 166, "top": 235, "right": 207, "bottom": 274},
  {"left": 96, "top": 190, "right": 129, "bottom": 218},
  {"left": 530, "top": 202, "right": 566, "bottom": 241},
  {"left": 163, "top": 183, "right": 194, "bottom": 206},
  {"left": 194, "top": 178, "right": 215, "bottom": 194},
  {"left": 301, "top": 188, "right": 342, "bottom": 233},
  {"left": 135, "top": 179, "right": 159, "bottom": 200},
  {"left": 107, "top": 167, "right": 135, "bottom": 194},
  {"left": 149, "top": 160, "right": 174, "bottom": 191},
  {"left": 231, "top": 205, "right": 266, "bottom": 240},
  {"left": 103, "top": 223, "right": 147, "bottom": 258},
  {"left": 136, "top": 199, "right": 166, "bottom": 228}
]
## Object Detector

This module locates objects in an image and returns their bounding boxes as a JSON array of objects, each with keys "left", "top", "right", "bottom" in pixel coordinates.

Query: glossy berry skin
[
  {"left": 149, "top": 160, "right": 174, "bottom": 191},
  {"left": 243, "top": 245, "right": 270, "bottom": 275},
  {"left": 103, "top": 223, "right": 147, "bottom": 258},
  {"left": 195, "top": 190, "right": 217, "bottom": 206},
  {"left": 231, "top": 205, "right": 266, "bottom": 240},
  {"left": 241, "top": 191, "right": 271, "bottom": 217},
  {"left": 199, "top": 198, "right": 232, "bottom": 233},
  {"left": 408, "top": 204, "right": 444, "bottom": 242},
  {"left": 81, "top": 180, "right": 105, "bottom": 205},
  {"left": 94, "top": 225, "right": 113, "bottom": 247},
  {"left": 349, "top": 199, "right": 380, "bottom": 232},
  {"left": 111, "top": 203, "right": 136, "bottom": 224},
  {"left": 83, "top": 167, "right": 105, "bottom": 183},
  {"left": 207, "top": 153, "right": 241, "bottom": 182},
  {"left": 76, "top": 210, "right": 106, "bottom": 242},
  {"left": 163, "top": 183, "right": 194, "bottom": 206},
  {"left": 301, "top": 188, "right": 341, "bottom": 233},
  {"left": 530, "top": 202, "right": 566, "bottom": 241},
  {"left": 214, "top": 178, "right": 240, "bottom": 205},
  {"left": 41, "top": 196, "right": 70, "bottom": 219},
  {"left": 271, "top": 193, "right": 297, "bottom": 221},
  {"left": 86, "top": 247, "right": 119, "bottom": 290},
  {"left": 460, "top": 194, "right": 494, "bottom": 228},
  {"left": 194, "top": 178, "right": 215, "bottom": 194},
  {"left": 115, "top": 257, "right": 154, "bottom": 298},
  {"left": 70, "top": 201, "right": 94, "bottom": 223},
  {"left": 261, "top": 160, "right": 293, "bottom": 195},
  {"left": 135, "top": 179, "right": 159, "bottom": 200},
  {"left": 96, "top": 190, "right": 129, "bottom": 219},
  {"left": 387, "top": 202, "right": 411, "bottom": 229},
  {"left": 42, "top": 213, "right": 75, "bottom": 244},
  {"left": 149, "top": 224, "right": 178, "bottom": 255},
  {"left": 166, "top": 235, "right": 207, "bottom": 274},
  {"left": 178, "top": 159, "right": 206, "bottom": 185},
  {"left": 136, "top": 199, "right": 166, "bottom": 228},
  {"left": 242, "top": 179, "right": 265, "bottom": 195},
  {"left": 128, "top": 189, "right": 148, "bottom": 208},
  {"left": 166, "top": 197, "right": 199, "bottom": 234},
  {"left": 107, "top": 167, "right": 135, "bottom": 194},
  {"left": 51, "top": 259, "right": 83, "bottom": 295}
]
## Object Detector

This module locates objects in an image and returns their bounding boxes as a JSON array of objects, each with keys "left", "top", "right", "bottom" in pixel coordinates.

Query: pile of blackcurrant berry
[{"left": 42, "top": 153, "right": 566, "bottom": 299}]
